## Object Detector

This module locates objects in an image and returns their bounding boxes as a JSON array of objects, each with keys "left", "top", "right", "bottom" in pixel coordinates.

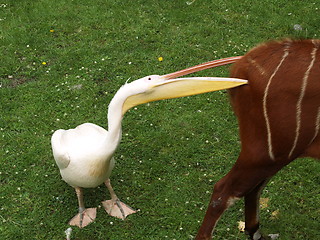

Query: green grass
[{"left": 1, "top": 0, "right": 320, "bottom": 239}]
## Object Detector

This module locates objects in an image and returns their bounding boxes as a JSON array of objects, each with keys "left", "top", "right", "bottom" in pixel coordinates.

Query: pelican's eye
[{"left": 148, "top": 77, "right": 152, "bottom": 81}]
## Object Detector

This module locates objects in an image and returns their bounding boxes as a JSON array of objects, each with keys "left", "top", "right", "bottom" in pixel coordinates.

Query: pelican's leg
[
  {"left": 69, "top": 187, "right": 97, "bottom": 228},
  {"left": 102, "top": 179, "right": 136, "bottom": 220}
]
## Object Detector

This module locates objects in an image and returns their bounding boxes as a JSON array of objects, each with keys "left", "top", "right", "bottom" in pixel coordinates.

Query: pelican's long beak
[
  {"left": 122, "top": 56, "right": 245, "bottom": 114},
  {"left": 122, "top": 76, "right": 247, "bottom": 114},
  {"left": 161, "top": 56, "right": 242, "bottom": 79}
]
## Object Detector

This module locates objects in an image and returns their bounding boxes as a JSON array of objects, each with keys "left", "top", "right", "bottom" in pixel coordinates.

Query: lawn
[{"left": 1, "top": 0, "right": 319, "bottom": 239}]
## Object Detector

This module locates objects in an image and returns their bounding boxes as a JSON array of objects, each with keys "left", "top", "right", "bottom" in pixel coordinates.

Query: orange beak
[{"left": 161, "top": 56, "right": 242, "bottom": 80}]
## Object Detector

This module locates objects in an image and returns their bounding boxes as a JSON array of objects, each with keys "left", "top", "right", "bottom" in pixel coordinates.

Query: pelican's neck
[{"left": 106, "top": 84, "right": 130, "bottom": 145}]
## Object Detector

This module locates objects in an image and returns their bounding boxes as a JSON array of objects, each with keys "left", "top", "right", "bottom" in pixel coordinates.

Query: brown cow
[{"left": 195, "top": 39, "right": 320, "bottom": 239}]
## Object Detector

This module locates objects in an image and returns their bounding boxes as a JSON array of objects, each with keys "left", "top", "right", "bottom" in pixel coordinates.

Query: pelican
[{"left": 51, "top": 57, "right": 246, "bottom": 228}]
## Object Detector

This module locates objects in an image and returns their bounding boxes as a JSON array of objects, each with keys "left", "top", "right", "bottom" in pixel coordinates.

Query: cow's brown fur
[{"left": 196, "top": 39, "right": 320, "bottom": 240}]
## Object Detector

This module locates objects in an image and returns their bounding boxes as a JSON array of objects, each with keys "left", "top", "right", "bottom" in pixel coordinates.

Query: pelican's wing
[
  {"left": 51, "top": 130, "right": 71, "bottom": 170},
  {"left": 53, "top": 150, "right": 70, "bottom": 170}
]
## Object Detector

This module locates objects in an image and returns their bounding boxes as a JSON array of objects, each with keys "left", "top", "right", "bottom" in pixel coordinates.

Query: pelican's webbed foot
[
  {"left": 69, "top": 207, "right": 97, "bottom": 228},
  {"left": 102, "top": 199, "right": 136, "bottom": 220}
]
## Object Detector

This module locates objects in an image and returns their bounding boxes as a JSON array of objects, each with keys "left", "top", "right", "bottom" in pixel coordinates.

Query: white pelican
[{"left": 51, "top": 58, "right": 246, "bottom": 228}]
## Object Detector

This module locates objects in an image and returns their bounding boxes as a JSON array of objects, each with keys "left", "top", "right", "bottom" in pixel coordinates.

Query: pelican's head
[
  {"left": 121, "top": 75, "right": 164, "bottom": 96},
  {"left": 121, "top": 74, "right": 247, "bottom": 115}
]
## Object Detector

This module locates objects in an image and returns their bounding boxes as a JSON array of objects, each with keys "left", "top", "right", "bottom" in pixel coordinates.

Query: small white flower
[
  {"left": 186, "top": 0, "right": 196, "bottom": 5},
  {"left": 65, "top": 227, "right": 72, "bottom": 240},
  {"left": 293, "top": 24, "right": 302, "bottom": 31}
]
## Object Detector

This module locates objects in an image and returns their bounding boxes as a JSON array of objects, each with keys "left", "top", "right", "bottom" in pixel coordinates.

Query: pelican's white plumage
[
  {"left": 51, "top": 74, "right": 247, "bottom": 228},
  {"left": 52, "top": 123, "right": 113, "bottom": 188},
  {"left": 51, "top": 76, "right": 151, "bottom": 228}
]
